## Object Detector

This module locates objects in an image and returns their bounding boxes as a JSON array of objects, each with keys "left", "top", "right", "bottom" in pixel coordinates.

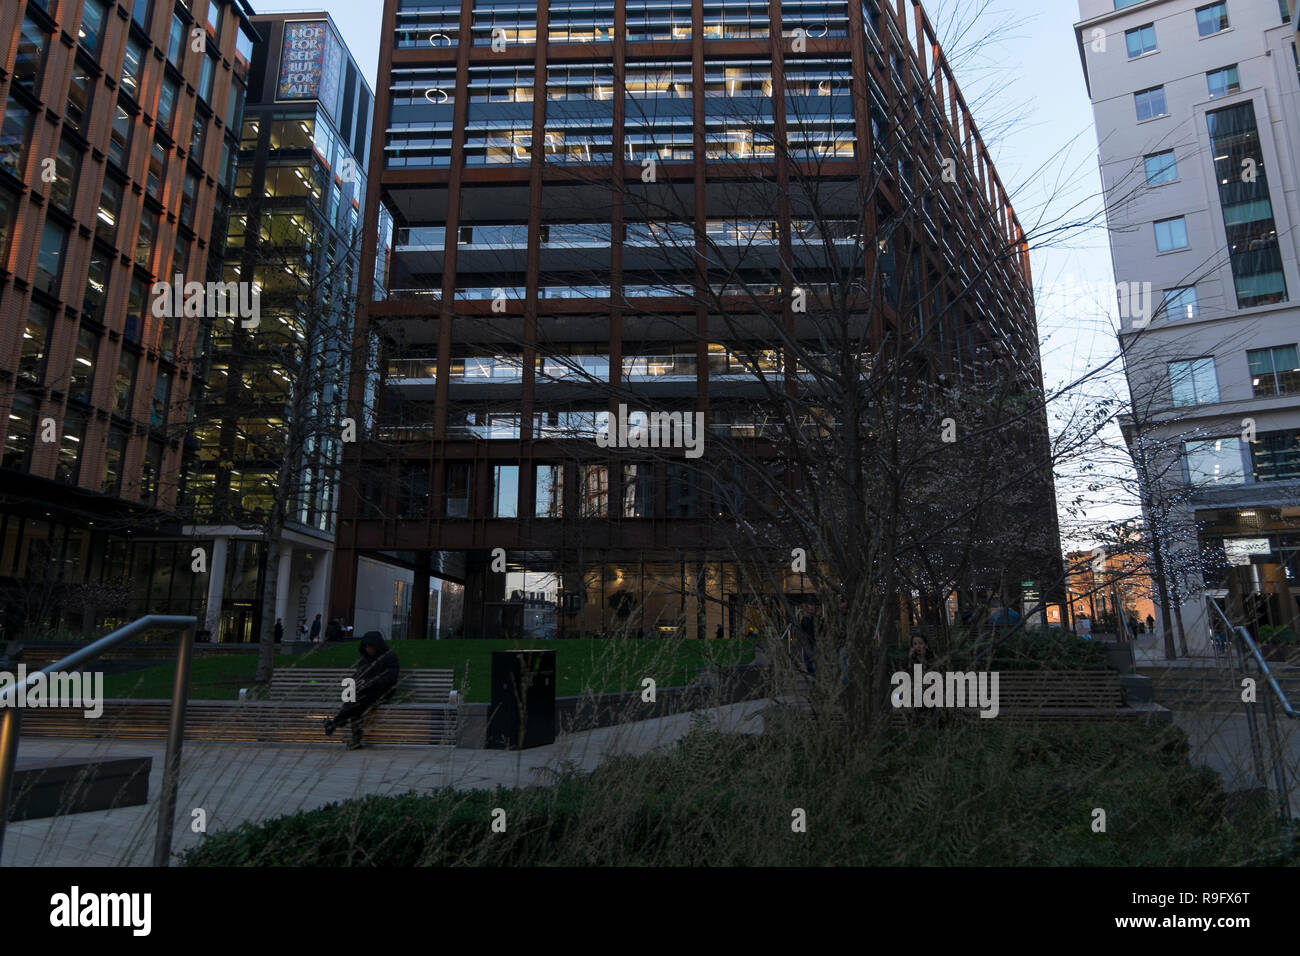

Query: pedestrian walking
[{"left": 309, "top": 614, "right": 322, "bottom": 643}]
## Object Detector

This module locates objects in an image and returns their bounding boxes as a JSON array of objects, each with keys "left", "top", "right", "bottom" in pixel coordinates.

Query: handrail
[
  {"left": 1208, "top": 600, "right": 1297, "bottom": 719},
  {"left": 1209, "top": 598, "right": 1295, "bottom": 820},
  {"left": 0, "top": 615, "right": 197, "bottom": 866}
]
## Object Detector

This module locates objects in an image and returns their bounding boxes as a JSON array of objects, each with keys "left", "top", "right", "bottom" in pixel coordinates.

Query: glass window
[
  {"left": 3, "top": 393, "right": 40, "bottom": 471},
  {"left": 35, "top": 221, "right": 68, "bottom": 296},
  {"left": 135, "top": 209, "right": 158, "bottom": 270},
  {"left": 1207, "top": 65, "right": 1240, "bottom": 98},
  {"left": 101, "top": 428, "right": 127, "bottom": 495},
  {"left": 444, "top": 463, "right": 470, "bottom": 517},
  {"left": 535, "top": 464, "right": 564, "bottom": 517},
  {"left": 1134, "top": 86, "right": 1167, "bottom": 122},
  {"left": 79, "top": 0, "right": 109, "bottom": 56},
  {"left": 170, "top": 232, "right": 189, "bottom": 283},
  {"left": 133, "top": 0, "right": 152, "bottom": 30},
  {"left": 206, "top": 1, "right": 222, "bottom": 35},
  {"left": 1154, "top": 216, "right": 1188, "bottom": 252},
  {"left": 226, "top": 84, "right": 244, "bottom": 130},
  {"left": 1282, "top": 0, "right": 1293, "bottom": 23},
  {"left": 235, "top": 29, "right": 254, "bottom": 81},
  {"left": 490, "top": 465, "right": 519, "bottom": 517},
  {"left": 19, "top": 302, "right": 54, "bottom": 383},
  {"left": 66, "top": 59, "right": 95, "bottom": 135},
  {"left": 14, "top": 16, "right": 49, "bottom": 94},
  {"left": 167, "top": 14, "right": 186, "bottom": 68},
  {"left": 1196, "top": 2, "right": 1230, "bottom": 37},
  {"left": 1168, "top": 357, "right": 1219, "bottom": 406},
  {"left": 622, "top": 464, "right": 652, "bottom": 517},
  {"left": 146, "top": 139, "right": 168, "bottom": 198},
  {"left": 50, "top": 137, "right": 81, "bottom": 212},
  {"left": 0, "top": 98, "right": 33, "bottom": 178},
  {"left": 83, "top": 248, "right": 111, "bottom": 320},
  {"left": 1247, "top": 345, "right": 1300, "bottom": 397},
  {"left": 121, "top": 37, "right": 145, "bottom": 99},
  {"left": 151, "top": 371, "right": 170, "bottom": 428},
  {"left": 0, "top": 189, "right": 15, "bottom": 263},
  {"left": 96, "top": 176, "right": 123, "bottom": 245},
  {"left": 140, "top": 439, "right": 163, "bottom": 503},
  {"left": 1207, "top": 103, "right": 1288, "bottom": 307},
  {"left": 1252, "top": 431, "right": 1300, "bottom": 483},
  {"left": 190, "top": 115, "right": 207, "bottom": 161},
  {"left": 1160, "top": 286, "right": 1198, "bottom": 320},
  {"left": 109, "top": 104, "right": 134, "bottom": 167},
  {"left": 199, "top": 55, "right": 216, "bottom": 103},
  {"left": 55, "top": 410, "right": 86, "bottom": 485},
  {"left": 157, "top": 77, "right": 179, "bottom": 132},
  {"left": 1185, "top": 437, "right": 1245, "bottom": 485},
  {"left": 579, "top": 464, "right": 608, "bottom": 517},
  {"left": 1144, "top": 150, "right": 1177, "bottom": 185},
  {"left": 180, "top": 171, "right": 199, "bottom": 228},
  {"left": 125, "top": 277, "right": 147, "bottom": 343},
  {"left": 1125, "top": 23, "right": 1156, "bottom": 57},
  {"left": 665, "top": 464, "right": 696, "bottom": 517},
  {"left": 114, "top": 349, "right": 138, "bottom": 417}
]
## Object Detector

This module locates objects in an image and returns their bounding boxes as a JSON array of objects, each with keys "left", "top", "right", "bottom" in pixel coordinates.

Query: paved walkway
[{"left": 2, "top": 699, "right": 770, "bottom": 867}]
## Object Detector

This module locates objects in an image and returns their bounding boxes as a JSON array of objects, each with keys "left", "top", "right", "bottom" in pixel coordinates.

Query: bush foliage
[{"left": 180, "top": 721, "right": 1291, "bottom": 867}]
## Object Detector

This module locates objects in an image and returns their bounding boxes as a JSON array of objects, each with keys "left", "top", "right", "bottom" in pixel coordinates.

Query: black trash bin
[{"left": 486, "top": 649, "right": 556, "bottom": 749}]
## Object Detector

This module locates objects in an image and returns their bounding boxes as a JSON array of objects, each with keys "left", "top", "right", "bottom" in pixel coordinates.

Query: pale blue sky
[{"left": 257, "top": 0, "right": 1129, "bottom": 543}]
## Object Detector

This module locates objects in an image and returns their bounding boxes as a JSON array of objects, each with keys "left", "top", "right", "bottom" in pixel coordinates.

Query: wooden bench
[
  {"left": 267, "top": 668, "right": 455, "bottom": 705},
  {"left": 19, "top": 700, "right": 458, "bottom": 746},
  {"left": 888, "top": 670, "right": 1134, "bottom": 725}
]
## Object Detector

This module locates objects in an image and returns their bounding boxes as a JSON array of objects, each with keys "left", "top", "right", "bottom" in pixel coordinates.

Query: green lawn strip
[{"left": 102, "top": 639, "right": 755, "bottom": 702}]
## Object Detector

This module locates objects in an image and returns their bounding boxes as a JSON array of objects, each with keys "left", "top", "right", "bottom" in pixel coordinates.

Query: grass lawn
[{"left": 101, "top": 638, "right": 757, "bottom": 702}]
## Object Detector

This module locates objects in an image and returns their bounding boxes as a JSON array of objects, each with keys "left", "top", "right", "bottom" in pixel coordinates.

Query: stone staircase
[{"left": 1139, "top": 665, "right": 1300, "bottom": 714}]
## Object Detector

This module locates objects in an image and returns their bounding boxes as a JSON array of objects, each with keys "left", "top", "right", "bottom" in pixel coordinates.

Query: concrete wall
[
  {"left": 1077, "top": 0, "right": 1300, "bottom": 653},
  {"left": 354, "top": 556, "right": 412, "bottom": 640}
]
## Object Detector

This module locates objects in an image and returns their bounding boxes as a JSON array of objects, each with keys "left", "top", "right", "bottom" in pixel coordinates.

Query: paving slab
[{"left": 1, "top": 699, "right": 768, "bottom": 867}]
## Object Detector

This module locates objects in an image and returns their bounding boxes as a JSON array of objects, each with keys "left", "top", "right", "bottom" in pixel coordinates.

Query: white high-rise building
[{"left": 1075, "top": 0, "right": 1300, "bottom": 654}]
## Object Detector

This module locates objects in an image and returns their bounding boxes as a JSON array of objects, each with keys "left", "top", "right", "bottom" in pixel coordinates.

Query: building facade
[
  {"left": 333, "top": 0, "right": 1063, "bottom": 640},
  {"left": 0, "top": 0, "right": 258, "bottom": 639},
  {"left": 1076, "top": 0, "right": 1300, "bottom": 653},
  {"left": 181, "top": 11, "right": 373, "bottom": 643}
]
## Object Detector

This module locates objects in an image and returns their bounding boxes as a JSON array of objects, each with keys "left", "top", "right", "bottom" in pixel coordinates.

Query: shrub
[
  {"left": 180, "top": 721, "right": 1290, "bottom": 867},
  {"left": 1258, "top": 626, "right": 1296, "bottom": 646}
]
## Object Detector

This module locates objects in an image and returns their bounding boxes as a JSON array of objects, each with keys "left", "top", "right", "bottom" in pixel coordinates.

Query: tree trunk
[
  {"left": 1148, "top": 529, "right": 1177, "bottom": 661},
  {"left": 255, "top": 513, "right": 285, "bottom": 683}
]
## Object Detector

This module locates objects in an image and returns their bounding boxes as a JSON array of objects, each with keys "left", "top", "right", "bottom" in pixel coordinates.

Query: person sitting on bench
[{"left": 324, "top": 631, "right": 400, "bottom": 749}]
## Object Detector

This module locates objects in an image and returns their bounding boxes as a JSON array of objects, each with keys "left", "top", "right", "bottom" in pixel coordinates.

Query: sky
[{"left": 254, "top": 0, "right": 1134, "bottom": 547}]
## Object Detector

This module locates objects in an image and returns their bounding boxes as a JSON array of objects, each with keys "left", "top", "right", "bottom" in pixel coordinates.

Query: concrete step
[{"left": 17, "top": 700, "right": 458, "bottom": 746}]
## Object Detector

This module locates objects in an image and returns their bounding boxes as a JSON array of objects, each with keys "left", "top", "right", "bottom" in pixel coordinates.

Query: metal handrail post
[
  {"left": 1238, "top": 641, "right": 1268, "bottom": 789},
  {"left": 0, "top": 708, "right": 19, "bottom": 861},
  {"left": 1261, "top": 685, "right": 1291, "bottom": 819},
  {"left": 153, "top": 622, "right": 195, "bottom": 866},
  {"left": 0, "top": 615, "right": 196, "bottom": 866}
]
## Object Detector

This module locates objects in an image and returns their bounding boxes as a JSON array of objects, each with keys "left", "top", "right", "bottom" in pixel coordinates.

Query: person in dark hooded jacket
[{"left": 323, "top": 631, "right": 400, "bottom": 749}]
